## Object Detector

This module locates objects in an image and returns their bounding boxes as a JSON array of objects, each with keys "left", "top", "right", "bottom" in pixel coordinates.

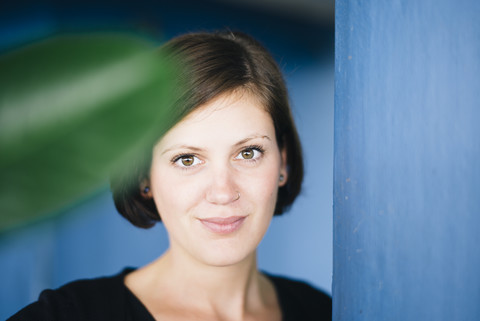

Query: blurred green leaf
[{"left": 0, "top": 33, "right": 178, "bottom": 232}]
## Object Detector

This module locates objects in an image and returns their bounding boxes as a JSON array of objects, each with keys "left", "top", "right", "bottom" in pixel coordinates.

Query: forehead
[{"left": 156, "top": 92, "right": 276, "bottom": 150}]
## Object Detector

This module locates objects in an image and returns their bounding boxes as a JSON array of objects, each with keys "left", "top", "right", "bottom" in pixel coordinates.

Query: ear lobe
[
  {"left": 279, "top": 147, "right": 288, "bottom": 187},
  {"left": 140, "top": 178, "right": 153, "bottom": 198}
]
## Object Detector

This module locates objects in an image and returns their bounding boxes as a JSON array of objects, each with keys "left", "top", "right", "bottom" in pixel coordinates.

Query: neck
[
  {"left": 136, "top": 245, "right": 274, "bottom": 320},
  {"left": 162, "top": 247, "right": 259, "bottom": 303}
]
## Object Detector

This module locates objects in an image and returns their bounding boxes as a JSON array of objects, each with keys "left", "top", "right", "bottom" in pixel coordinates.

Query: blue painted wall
[
  {"left": 334, "top": 0, "right": 480, "bottom": 320},
  {"left": 0, "top": 1, "right": 334, "bottom": 318}
]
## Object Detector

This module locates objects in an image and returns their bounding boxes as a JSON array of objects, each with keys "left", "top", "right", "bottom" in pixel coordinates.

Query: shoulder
[
  {"left": 8, "top": 269, "right": 133, "bottom": 321},
  {"left": 265, "top": 273, "right": 332, "bottom": 321}
]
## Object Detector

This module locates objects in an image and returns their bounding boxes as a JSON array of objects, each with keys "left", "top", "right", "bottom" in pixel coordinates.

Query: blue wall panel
[{"left": 334, "top": 0, "right": 480, "bottom": 320}]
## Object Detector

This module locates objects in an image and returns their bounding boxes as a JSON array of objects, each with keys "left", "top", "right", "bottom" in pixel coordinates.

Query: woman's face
[{"left": 149, "top": 91, "right": 288, "bottom": 267}]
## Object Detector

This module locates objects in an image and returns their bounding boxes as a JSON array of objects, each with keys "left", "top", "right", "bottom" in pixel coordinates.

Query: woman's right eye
[{"left": 173, "top": 155, "right": 201, "bottom": 168}]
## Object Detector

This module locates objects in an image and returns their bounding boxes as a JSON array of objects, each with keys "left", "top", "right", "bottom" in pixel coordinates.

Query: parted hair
[{"left": 111, "top": 31, "right": 304, "bottom": 228}]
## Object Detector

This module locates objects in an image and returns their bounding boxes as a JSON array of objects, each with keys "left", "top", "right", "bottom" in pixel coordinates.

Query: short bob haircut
[{"left": 111, "top": 31, "right": 303, "bottom": 228}]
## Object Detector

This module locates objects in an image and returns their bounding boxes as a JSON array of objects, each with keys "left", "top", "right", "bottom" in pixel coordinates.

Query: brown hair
[{"left": 111, "top": 31, "right": 303, "bottom": 228}]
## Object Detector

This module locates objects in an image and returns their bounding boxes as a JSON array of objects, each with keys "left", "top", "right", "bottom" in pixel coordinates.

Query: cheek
[
  {"left": 244, "top": 166, "right": 281, "bottom": 208},
  {"left": 149, "top": 168, "right": 201, "bottom": 221}
]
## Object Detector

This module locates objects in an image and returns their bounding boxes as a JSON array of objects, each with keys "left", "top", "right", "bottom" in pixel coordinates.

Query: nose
[{"left": 205, "top": 164, "right": 239, "bottom": 205}]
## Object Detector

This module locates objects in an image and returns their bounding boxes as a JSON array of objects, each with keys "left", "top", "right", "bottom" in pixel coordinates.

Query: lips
[{"left": 198, "top": 216, "right": 246, "bottom": 234}]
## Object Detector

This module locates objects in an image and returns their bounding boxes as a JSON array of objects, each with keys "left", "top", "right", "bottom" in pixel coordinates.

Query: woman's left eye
[{"left": 235, "top": 147, "right": 262, "bottom": 161}]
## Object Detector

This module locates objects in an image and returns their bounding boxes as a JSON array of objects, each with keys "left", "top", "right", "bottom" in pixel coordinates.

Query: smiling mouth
[{"left": 198, "top": 216, "right": 247, "bottom": 234}]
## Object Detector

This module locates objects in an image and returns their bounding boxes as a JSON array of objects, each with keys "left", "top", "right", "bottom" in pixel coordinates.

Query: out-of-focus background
[{"left": 0, "top": 0, "right": 334, "bottom": 318}]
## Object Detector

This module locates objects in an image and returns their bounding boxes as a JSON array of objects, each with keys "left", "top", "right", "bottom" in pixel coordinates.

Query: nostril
[
  {"left": 206, "top": 189, "right": 240, "bottom": 205},
  {"left": 204, "top": 166, "right": 239, "bottom": 205}
]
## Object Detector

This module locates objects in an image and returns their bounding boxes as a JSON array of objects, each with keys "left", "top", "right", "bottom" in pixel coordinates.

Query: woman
[{"left": 10, "top": 31, "right": 331, "bottom": 321}]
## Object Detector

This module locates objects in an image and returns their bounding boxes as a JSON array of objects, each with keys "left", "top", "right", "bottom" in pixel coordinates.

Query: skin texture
[
  {"left": 150, "top": 91, "right": 287, "bottom": 267},
  {"left": 125, "top": 91, "right": 287, "bottom": 320}
]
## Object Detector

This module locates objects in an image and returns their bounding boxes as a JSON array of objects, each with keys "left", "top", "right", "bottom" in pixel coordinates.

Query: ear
[
  {"left": 279, "top": 146, "right": 288, "bottom": 187},
  {"left": 139, "top": 178, "right": 153, "bottom": 199}
]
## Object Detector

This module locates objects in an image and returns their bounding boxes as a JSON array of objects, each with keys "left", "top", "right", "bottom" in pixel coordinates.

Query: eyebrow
[
  {"left": 160, "top": 134, "right": 271, "bottom": 155},
  {"left": 234, "top": 134, "right": 271, "bottom": 147}
]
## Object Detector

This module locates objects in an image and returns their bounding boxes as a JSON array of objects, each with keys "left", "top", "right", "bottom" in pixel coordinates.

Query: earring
[
  {"left": 279, "top": 174, "right": 285, "bottom": 182},
  {"left": 143, "top": 186, "right": 150, "bottom": 194}
]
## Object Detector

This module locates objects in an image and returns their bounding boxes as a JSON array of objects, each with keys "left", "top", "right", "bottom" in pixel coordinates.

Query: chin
[{"left": 196, "top": 246, "right": 256, "bottom": 268}]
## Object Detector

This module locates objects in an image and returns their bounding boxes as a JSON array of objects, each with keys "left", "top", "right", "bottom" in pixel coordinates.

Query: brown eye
[
  {"left": 241, "top": 148, "right": 254, "bottom": 159},
  {"left": 181, "top": 156, "right": 194, "bottom": 166},
  {"left": 173, "top": 154, "right": 201, "bottom": 168}
]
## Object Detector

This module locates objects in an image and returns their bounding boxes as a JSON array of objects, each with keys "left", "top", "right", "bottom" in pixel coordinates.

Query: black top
[{"left": 9, "top": 268, "right": 331, "bottom": 321}]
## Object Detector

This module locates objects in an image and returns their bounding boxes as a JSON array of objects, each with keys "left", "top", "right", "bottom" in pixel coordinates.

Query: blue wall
[
  {"left": 334, "top": 0, "right": 480, "bottom": 320},
  {"left": 0, "top": 1, "right": 334, "bottom": 319}
]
